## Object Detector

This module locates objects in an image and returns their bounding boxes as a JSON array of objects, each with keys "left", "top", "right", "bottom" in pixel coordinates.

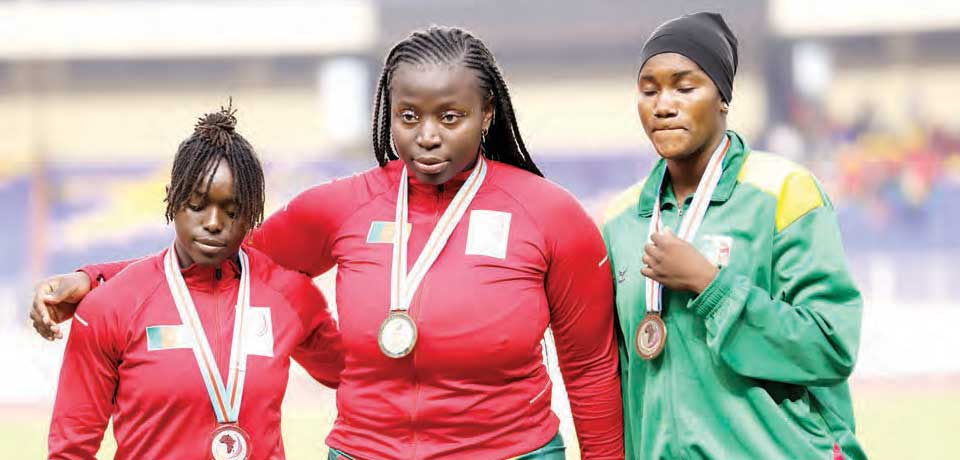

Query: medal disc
[
  {"left": 378, "top": 312, "right": 418, "bottom": 358},
  {"left": 635, "top": 313, "right": 667, "bottom": 360},
  {"left": 210, "top": 424, "right": 251, "bottom": 460}
]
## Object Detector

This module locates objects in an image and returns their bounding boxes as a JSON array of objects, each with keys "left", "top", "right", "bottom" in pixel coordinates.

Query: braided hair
[
  {"left": 371, "top": 26, "right": 543, "bottom": 177},
  {"left": 164, "top": 101, "right": 265, "bottom": 227}
]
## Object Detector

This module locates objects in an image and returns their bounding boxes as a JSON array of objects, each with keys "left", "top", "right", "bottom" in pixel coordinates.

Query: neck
[
  {"left": 464, "top": 147, "right": 482, "bottom": 173},
  {"left": 173, "top": 242, "right": 193, "bottom": 269},
  {"left": 666, "top": 130, "right": 726, "bottom": 203}
]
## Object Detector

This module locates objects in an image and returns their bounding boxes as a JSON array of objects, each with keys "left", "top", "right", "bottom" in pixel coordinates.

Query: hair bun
[
  {"left": 194, "top": 100, "right": 238, "bottom": 145},
  {"left": 197, "top": 111, "right": 236, "bottom": 132}
]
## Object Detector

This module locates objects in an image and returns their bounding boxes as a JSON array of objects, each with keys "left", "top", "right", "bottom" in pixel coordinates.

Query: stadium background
[{"left": 1, "top": 1, "right": 958, "bottom": 458}]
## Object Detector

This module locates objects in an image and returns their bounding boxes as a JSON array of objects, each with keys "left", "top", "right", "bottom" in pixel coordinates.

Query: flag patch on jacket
[
  {"left": 367, "top": 221, "right": 412, "bottom": 244},
  {"left": 145, "top": 325, "right": 194, "bottom": 351}
]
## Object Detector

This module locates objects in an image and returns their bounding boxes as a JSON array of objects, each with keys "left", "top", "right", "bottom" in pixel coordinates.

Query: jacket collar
[{"left": 637, "top": 130, "right": 748, "bottom": 217}]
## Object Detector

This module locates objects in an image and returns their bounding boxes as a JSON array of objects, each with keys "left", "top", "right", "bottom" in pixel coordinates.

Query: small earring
[{"left": 480, "top": 128, "right": 489, "bottom": 157}]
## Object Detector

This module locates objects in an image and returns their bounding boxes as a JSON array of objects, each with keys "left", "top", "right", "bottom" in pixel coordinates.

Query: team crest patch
[
  {"left": 465, "top": 210, "right": 511, "bottom": 259},
  {"left": 697, "top": 234, "right": 733, "bottom": 267},
  {"left": 244, "top": 307, "right": 274, "bottom": 357},
  {"left": 145, "top": 325, "right": 194, "bottom": 351},
  {"left": 366, "top": 221, "right": 412, "bottom": 244}
]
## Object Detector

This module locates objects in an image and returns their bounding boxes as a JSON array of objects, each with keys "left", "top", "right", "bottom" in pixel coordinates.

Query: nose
[
  {"left": 416, "top": 119, "right": 441, "bottom": 150},
  {"left": 202, "top": 207, "right": 225, "bottom": 234},
  {"left": 653, "top": 92, "right": 678, "bottom": 119}
]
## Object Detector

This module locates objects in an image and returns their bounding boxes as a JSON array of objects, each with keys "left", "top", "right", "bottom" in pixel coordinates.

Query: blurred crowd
[{"left": 762, "top": 105, "right": 960, "bottom": 250}]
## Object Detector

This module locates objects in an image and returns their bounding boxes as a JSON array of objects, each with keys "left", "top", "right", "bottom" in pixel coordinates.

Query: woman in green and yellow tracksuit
[{"left": 602, "top": 12, "right": 866, "bottom": 459}]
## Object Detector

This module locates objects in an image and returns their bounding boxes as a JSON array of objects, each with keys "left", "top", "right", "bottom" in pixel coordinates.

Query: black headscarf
[{"left": 639, "top": 12, "right": 739, "bottom": 103}]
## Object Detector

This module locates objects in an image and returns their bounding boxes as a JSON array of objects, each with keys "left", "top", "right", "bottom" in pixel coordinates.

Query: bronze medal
[
  {"left": 210, "top": 424, "right": 251, "bottom": 460},
  {"left": 635, "top": 313, "right": 666, "bottom": 360}
]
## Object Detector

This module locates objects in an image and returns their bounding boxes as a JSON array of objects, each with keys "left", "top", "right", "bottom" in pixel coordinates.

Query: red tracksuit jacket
[
  {"left": 79, "top": 159, "right": 624, "bottom": 459},
  {"left": 50, "top": 246, "right": 343, "bottom": 459}
]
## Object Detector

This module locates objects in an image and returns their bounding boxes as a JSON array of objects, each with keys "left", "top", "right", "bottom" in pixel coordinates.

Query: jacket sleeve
[
  {"left": 48, "top": 289, "right": 122, "bottom": 459},
  {"left": 601, "top": 222, "right": 634, "bottom": 458},
  {"left": 544, "top": 195, "right": 624, "bottom": 459},
  {"left": 688, "top": 174, "right": 862, "bottom": 386},
  {"left": 246, "top": 176, "right": 362, "bottom": 277},
  {"left": 287, "top": 274, "right": 344, "bottom": 389},
  {"left": 80, "top": 258, "right": 143, "bottom": 289}
]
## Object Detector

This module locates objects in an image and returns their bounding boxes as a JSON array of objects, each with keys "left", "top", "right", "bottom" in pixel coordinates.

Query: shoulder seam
[
  {"left": 485, "top": 173, "right": 555, "bottom": 265},
  {"left": 738, "top": 152, "right": 824, "bottom": 232},
  {"left": 736, "top": 151, "right": 802, "bottom": 197},
  {"left": 113, "top": 262, "right": 168, "bottom": 352},
  {"left": 322, "top": 170, "right": 396, "bottom": 252},
  {"left": 775, "top": 170, "right": 825, "bottom": 232},
  {"left": 601, "top": 179, "right": 646, "bottom": 226}
]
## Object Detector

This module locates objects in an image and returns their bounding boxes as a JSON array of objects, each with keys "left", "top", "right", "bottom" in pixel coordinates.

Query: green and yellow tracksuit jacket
[{"left": 602, "top": 131, "right": 865, "bottom": 460}]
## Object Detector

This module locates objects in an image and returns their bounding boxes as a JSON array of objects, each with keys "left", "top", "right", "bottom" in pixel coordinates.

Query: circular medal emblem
[
  {"left": 378, "top": 312, "right": 418, "bottom": 358},
  {"left": 635, "top": 313, "right": 667, "bottom": 360},
  {"left": 210, "top": 424, "right": 250, "bottom": 460}
]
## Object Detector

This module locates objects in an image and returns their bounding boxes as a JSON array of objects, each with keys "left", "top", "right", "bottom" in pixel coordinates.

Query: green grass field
[{"left": 4, "top": 379, "right": 957, "bottom": 459}]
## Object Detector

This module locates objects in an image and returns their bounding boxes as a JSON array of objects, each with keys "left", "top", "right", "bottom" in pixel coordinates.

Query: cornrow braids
[
  {"left": 371, "top": 26, "right": 543, "bottom": 177},
  {"left": 164, "top": 101, "right": 266, "bottom": 227}
]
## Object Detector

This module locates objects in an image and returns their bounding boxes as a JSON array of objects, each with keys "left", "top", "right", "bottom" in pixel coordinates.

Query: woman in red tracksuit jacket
[
  {"left": 47, "top": 107, "right": 343, "bottom": 459},
  {"left": 33, "top": 27, "right": 624, "bottom": 459}
]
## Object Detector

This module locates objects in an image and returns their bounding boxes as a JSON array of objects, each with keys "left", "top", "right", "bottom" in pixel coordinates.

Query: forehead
[
  {"left": 389, "top": 63, "right": 484, "bottom": 103},
  {"left": 639, "top": 53, "right": 707, "bottom": 80},
  {"left": 192, "top": 158, "right": 236, "bottom": 200}
]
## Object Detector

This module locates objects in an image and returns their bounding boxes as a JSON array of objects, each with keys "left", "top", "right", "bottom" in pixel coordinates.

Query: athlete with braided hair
[
  {"left": 46, "top": 105, "right": 343, "bottom": 459},
  {"left": 32, "top": 27, "right": 623, "bottom": 459}
]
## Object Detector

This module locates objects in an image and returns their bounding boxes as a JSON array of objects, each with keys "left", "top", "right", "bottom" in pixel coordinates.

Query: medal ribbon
[
  {"left": 164, "top": 245, "right": 250, "bottom": 423},
  {"left": 390, "top": 156, "right": 487, "bottom": 313},
  {"left": 644, "top": 135, "right": 730, "bottom": 314}
]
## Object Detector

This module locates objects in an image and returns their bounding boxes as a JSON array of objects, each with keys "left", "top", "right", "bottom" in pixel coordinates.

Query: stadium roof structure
[
  {"left": 770, "top": 0, "right": 960, "bottom": 37},
  {"left": 0, "top": 1, "right": 377, "bottom": 60}
]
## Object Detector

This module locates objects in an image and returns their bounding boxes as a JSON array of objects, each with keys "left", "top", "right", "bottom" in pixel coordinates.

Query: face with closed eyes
[
  {"left": 172, "top": 158, "right": 250, "bottom": 268},
  {"left": 389, "top": 63, "right": 493, "bottom": 185},
  {"left": 637, "top": 52, "right": 727, "bottom": 162}
]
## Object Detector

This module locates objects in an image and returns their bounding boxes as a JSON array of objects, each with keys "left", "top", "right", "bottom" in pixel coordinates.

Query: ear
[
  {"left": 482, "top": 95, "right": 495, "bottom": 133},
  {"left": 720, "top": 99, "right": 730, "bottom": 114}
]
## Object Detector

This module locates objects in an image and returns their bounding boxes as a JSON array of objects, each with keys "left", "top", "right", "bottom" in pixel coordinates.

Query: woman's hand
[
  {"left": 29, "top": 272, "right": 91, "bottom": 340},
  {"left": 641, "top": 228, "right": 719, "bottom": 294}
]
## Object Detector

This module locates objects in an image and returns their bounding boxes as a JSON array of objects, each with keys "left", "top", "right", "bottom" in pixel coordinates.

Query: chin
[
  {"left": 413, "top": 169, "right": 456, "bottom": 186},
  {"left": 649, "top": 129, "right": 698, "bottom": 160},
  {"left": 653, "top": 143, "right": 695, "bottom": 161}
]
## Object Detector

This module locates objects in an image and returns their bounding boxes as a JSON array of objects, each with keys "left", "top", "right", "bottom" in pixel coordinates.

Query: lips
[
  {"left": 194, "top": 238, "right": 226, "bottom": 252},
  {"left": 411, "top": 156, "right": 449, "bottom": 175}
]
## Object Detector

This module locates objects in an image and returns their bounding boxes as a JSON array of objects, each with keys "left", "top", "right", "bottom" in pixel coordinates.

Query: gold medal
[
  {"left": 635, "top": 313, "right": 666, "bottom": 360},
  {"left": 210, "top": 424, "right": 251, "bottom": 460},
  {"left": 378, "top": 312, "right": 418, "bottom": 358}
]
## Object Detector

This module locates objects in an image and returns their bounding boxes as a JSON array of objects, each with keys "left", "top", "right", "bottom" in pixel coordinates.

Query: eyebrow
[
  {"left": 393, "top": 100, "right": 472, "bottom": 112},
  {"left": 639, "top": 69, "right": 697, "bottom": 83}
]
